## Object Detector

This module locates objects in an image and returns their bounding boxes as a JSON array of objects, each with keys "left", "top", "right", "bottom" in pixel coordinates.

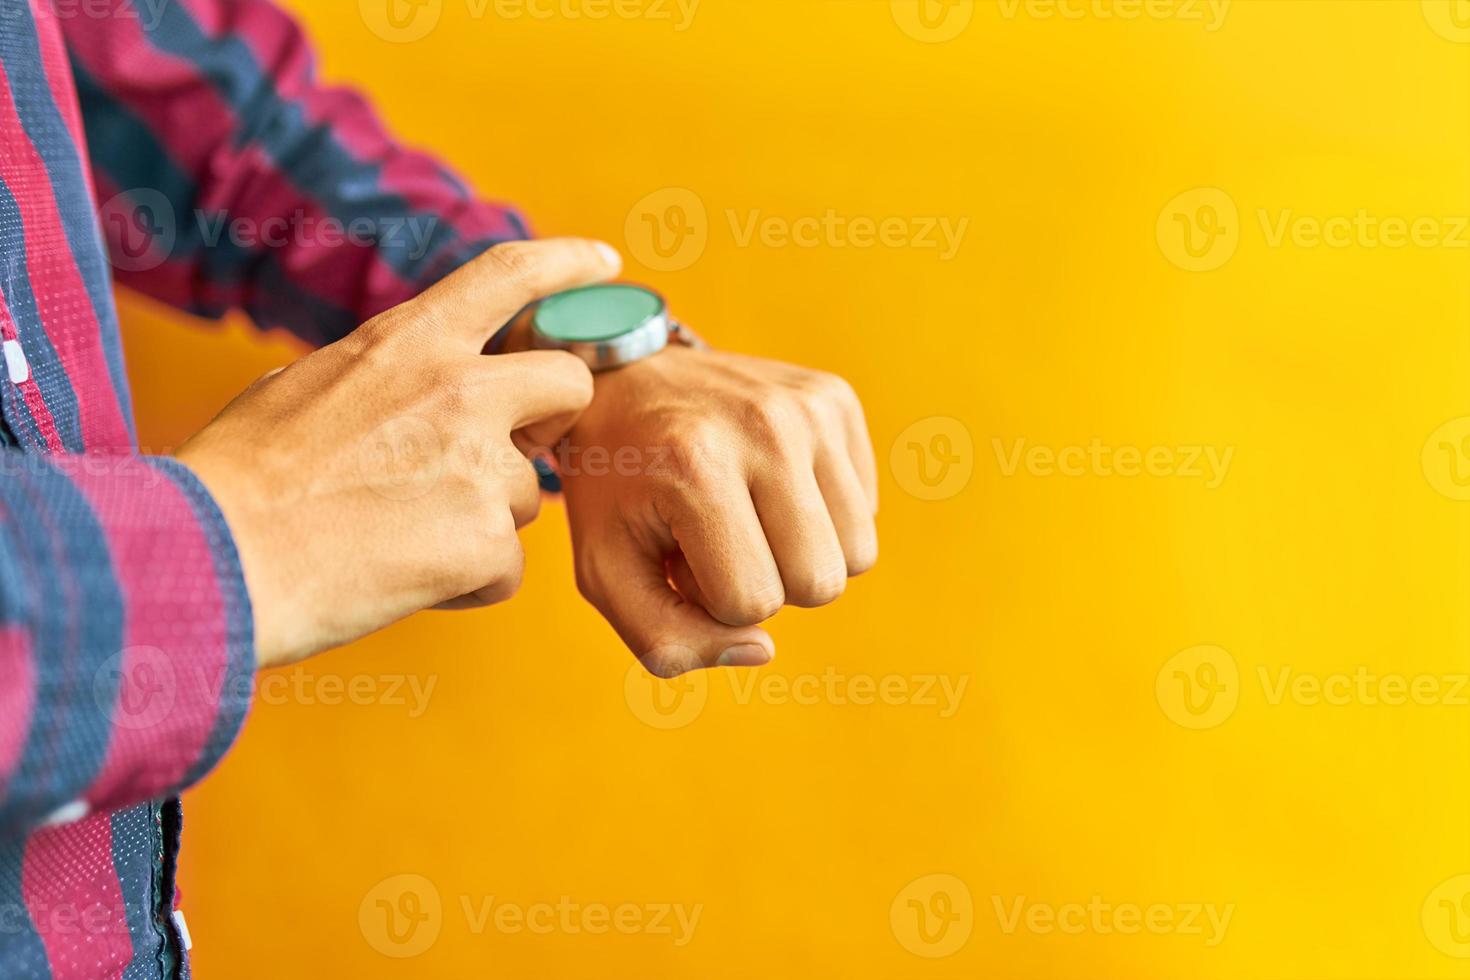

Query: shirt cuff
[{"left": 46, "top": 455, "right": 255, "bottom": 815}]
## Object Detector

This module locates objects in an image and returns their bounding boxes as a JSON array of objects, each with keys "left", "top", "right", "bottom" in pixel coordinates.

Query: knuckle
[
  {"left": 245, "top": 365, "right": 286, "bottom": 393},
  {"left": 345, "top": 330, "right": 396, "bottom": 373},
  {"left": 658, "top": 460, "right": 711, "bottom": 504},
  {"left": 738, "top": 393, "right": 799, "bottom": 440},
  {"left": 497, "top": 542, "right": 527, "bottom": 595},
  {"left": 715, "top": 582, "right": 785, "bottom": 627},
  {"left": 441, "top": 518, "right": 488, "bottom": 594},
  {"left": 340, "top": 322, "right": 383, "bottom": 373},
  {"left": 654, "top": 424, "right": 735, "bottom": 496},
  {"left": 361, "top": 304, "right": 428, "bottom": 349},
  {"left": 795, "top": 372, "right": 861, "bottom": 430},
  {"left": 348, "top": 314, "right": 392, "bottom": 349},
  {"left": 470, "top": 520, "right": 524, "bottom": 598},
  {"left": 809, "top": 370, "right": 858, "bottom": 406},
  {"left": 573, "top": 552, "right": 607, "bottom": 608},
  {"left": 483, "top": 241, "right": 541, "bottom": 289},
  {"left": 784, "top": 565, "right": 847, "bottom": 607},
  {"left": 846, "top": 538, "right": 879, "bottom": 577},
  {"left": 466, "top": 495, "right": 514, "bottom": 543},
  {"left": 469, "top": 555, "right": 522, "bottom": 606},
  {"left": 511, "top": 474, "right": 543, "bottom": 529},
  {"left": 513, "top": 490, "right": 543, "bottom": 528}
]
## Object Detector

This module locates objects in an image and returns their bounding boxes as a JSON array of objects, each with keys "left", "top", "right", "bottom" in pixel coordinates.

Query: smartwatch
[{"left": 530, "top": 283, "right": 704, "bottom": 371}]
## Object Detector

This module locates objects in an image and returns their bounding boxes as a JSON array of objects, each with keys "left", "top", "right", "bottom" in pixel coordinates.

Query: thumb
[{"left": 578, "top": 526, "right": 775, "bottom": 677}]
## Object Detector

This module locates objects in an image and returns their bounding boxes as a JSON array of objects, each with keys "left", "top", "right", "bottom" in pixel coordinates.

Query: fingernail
[
  {"left": 593, "top": 241, "right": 622, "bottom": 271},
  {"left": 717, "top": 644, "right": 772, "bottom": 668}
]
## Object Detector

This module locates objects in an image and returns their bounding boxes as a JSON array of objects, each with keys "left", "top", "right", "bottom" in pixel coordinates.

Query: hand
[
  {"left": 178, "top": 238, "right": 619, "bottom": 669},
  {"left": 553, "top": 346, "right": 879, "bottom": 677}
]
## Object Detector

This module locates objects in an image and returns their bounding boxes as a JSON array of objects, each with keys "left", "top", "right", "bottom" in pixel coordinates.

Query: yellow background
[{"left": 117, "top": 0, "right": 1470, "bottom": 976}]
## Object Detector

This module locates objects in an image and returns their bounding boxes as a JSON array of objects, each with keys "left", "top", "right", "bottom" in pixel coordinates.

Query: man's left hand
[{"left": 548, "top": 346, "right": 879, "bottom": 677}]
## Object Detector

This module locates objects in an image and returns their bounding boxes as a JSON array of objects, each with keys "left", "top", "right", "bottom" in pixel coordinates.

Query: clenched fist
[
  {"left": 178, "top": 238, "right": 619, "bottom": 669},
  {"left": 552, "top": 347, "right": 879, "bottom": 677}
]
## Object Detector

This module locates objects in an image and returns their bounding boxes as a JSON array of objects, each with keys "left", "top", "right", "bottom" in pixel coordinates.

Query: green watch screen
[{"left": 534, "top": 284, "right": 663, "bottom": 342}]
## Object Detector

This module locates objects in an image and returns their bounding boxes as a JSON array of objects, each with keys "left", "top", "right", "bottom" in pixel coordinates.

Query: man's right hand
[{"left": 177, "top": 238, "right": 619, "bottom": 670}]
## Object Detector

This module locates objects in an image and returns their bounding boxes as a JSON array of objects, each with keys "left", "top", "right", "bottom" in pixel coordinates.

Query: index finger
[
  {"left": 480, "top": 349, "right": 596, "bottom": 433},
  {"left": 412, "top": 238, "right": 622, "bottom": 349}
]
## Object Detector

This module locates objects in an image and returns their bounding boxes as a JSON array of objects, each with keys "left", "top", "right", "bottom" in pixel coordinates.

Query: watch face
[{"left": 533, "top": 284, "right": 665, "bottom": 343}]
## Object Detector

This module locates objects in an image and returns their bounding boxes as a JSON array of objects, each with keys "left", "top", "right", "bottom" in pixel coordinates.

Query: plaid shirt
[{"left": 0, "top": 1, "right": 526, "bottom": 976}]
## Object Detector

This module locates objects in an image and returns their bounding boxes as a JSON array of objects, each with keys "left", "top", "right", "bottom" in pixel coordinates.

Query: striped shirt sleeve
[
  {"left": 58, "top": 0, "right": 531, "bottom": 347},
  {"left": 0, "top": 452, "right": 253, "bottom": 842}
]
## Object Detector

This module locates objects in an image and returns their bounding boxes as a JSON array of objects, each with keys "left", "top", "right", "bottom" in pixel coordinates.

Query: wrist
[{"left": 175, "top": 443, "right": 292, "bottom": 671}]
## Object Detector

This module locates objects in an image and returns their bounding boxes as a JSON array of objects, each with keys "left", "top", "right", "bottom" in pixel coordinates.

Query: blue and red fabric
[{"left": 0, "top": 2, "right": 526, "bottom": 976}]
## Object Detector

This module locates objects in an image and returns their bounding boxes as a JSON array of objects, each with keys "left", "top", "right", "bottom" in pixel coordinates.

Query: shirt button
[
  {"left": 41, "top": 799, "right": 89, "bottom": 826},
  {"left": 172, "top": 909, "right": 193, "bottom": 951},
  {"left": 3, "top": 339, "right": 29, "bottom": 384}
]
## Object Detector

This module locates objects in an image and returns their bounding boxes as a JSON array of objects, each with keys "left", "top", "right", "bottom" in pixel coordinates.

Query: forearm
[{"left": 64, "top": 0, "right": 529, "bottom": 345}]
